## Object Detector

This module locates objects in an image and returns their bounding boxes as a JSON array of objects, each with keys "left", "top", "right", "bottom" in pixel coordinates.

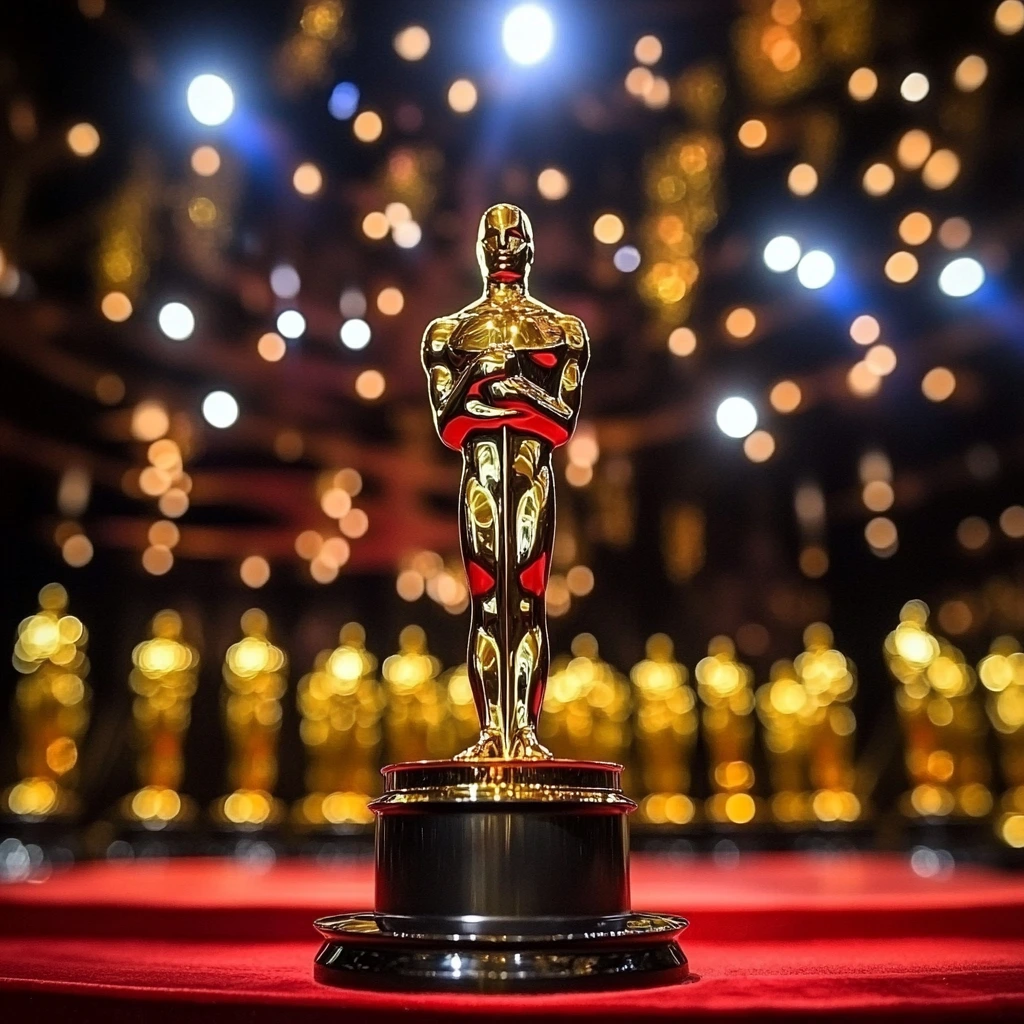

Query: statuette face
[{"left": 421, "top": 203, "right": 590, "bottom": 759}]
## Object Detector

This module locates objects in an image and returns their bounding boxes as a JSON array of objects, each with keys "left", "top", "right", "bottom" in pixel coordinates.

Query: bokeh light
[
  {"left": 954, "top": 55, "right": 987, "bottom": 91},
  {"left": 448, "top": 79, "right": 478, "bottom": 113},
  {"left": 328, "top": 82, "right": 359, "bottom": 119},
  {"left": 787, "top": 163, "right": 818, "bottom": 196},
  {"left": 394, "top": 25, "right": 430, "bottom": 60},
  {"left": 158, "top": 302, "right": 195, "bottom": 341},
  {"left": 738, "top": 119, "right": 767, "bottom": 149},
  {"left": 503, "top": 4, "right": 554, "bottom": 65},
  {"left": 190, "top": 145, "right": 220, "bottom": 176},
  {"left": 353, "top": 110, "right": 383, "bottom": 142},
  {"left": 277, "top": 309, "right": 306, "bottom": 338},
  {"left": 848, "top": 67, "right": 878, "bottom": 100},
  {"left": 796, "top": 250, "right": 834, "bottom": 289},
  {"left": 716, "top": 397, "right": 758, "bottom": 439},
  {"left": 67, "top": 122, "right": 99, "bottom": 157},
  {"left": 667, "top": 327, "right": 697, "bottom": 356},
  {"left": 921, "top": 367, "right": 956, "bottom": 402},
  {"left": 376, "top": 287, "right": 404, "bottom": 315},
  {"left": 900, "top": 72, "right": 930, "bottom": 102},
  {"left": 340, "top": 318, "right": 371, "bottom": 349},
  {"left": 897, "top": 129, "right": 931, "bottom": 169},
  {"left": 101, "top": 291, "right": 132, "bottom": 322},
  {"left": 537, "top": 168, "right": 570, "bottom": 200},
  {"left": 593, "top": 213, "right": 624, "bottom": 244},
  {"left": 269, "top": 264, "right": 300, "bottom": 299},
  {"left": 922, "top": 149, "right": 960, "bottom": 189},
  {"left": 763, "top": 235, "right": 801, "bottom": 272},
  {"left": 355, "top": 369, "right": 385, "bottom": 400},
  {"left": 938, "top": 257, "right": 984, "bottom": 297},
  {"left": 186, "top": 74, "right": 234, "bottom": 126},
  {"left": 202, "top": 390, "right": 239, "bottom": 429},
  {"left": 634, "top": 35, "right": 662, "bottom": 65},
  {"left": 850, "top": 314, "right": 880, "bottom": 345},
  {"left": 863, "top": 162, "right": 895, "bottom": 196},
  {"left": 884, "top": 251, "right": 919, "bottom": 284},
  {"left": 293, "top": 162, "right": 323, "bottom": 196},
  {"left": 898, "top": 211, "right": 932, "bottom": 245},
  {"left": 257, "top": 332, "right": 286, "bottom": 362},
  {"left": 995, "top": 0, "right": 1024, "bottom": 34},
  {"left": 770, "top": 380, "right": 801, "bottom": 413}
]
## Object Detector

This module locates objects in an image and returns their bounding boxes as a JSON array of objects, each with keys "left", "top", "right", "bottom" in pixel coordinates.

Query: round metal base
[{"left": 313, "top": 911, "right": 688, "bottom": 992}]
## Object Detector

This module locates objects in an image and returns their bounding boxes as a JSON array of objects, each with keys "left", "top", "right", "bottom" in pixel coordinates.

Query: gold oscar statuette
[{"left": 313, "top": 205, "right": 688, "bottom": 991}]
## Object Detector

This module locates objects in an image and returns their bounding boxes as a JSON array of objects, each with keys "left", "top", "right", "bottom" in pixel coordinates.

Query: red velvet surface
[{"left": 1, "top": 854, "right": 1023, "bottom": 1021}]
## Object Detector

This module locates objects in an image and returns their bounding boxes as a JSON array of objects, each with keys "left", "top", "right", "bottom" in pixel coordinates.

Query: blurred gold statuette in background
[
  {"left": 4, "top": 584, "right": 90, "bottom": 820},
  {"left": 122, "top": 610, "right": 199, "bottom": 828},
  {"left": 630, "top": 634, "right": 698, "bottom": 826},
  {"left": 757, "top": 623, "right": 861, "bottom": 826},
  {"left": 212, "top": 608, "right": 287, "bottom": 829},
  {"left": 885, "top": 600, "right": 992, "bottom": 821},
  {"left": 295, "top": 622, "right": 383, "bottom": 829},
  {"left": 978, "top": 638, "right": 1024, "bottom": 848},
  {"left": 381, "top": 625, "right": 449, "bottom": 763},
  {"left": 696, "top": 636, "right": 760, "bottom": 826},
  {"left": 540, "top": 633, "right": 632, "bottom": 769}
]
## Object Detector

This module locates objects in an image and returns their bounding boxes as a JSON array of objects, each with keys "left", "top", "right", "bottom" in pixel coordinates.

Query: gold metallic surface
[{"left": 422, "top": 203, "right": 590, "bottom": 759}]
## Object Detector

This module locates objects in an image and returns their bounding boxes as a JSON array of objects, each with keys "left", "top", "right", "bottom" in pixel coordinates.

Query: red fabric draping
[{"left": 1, "top": 854, "right": 1023, "bottom": 1021}]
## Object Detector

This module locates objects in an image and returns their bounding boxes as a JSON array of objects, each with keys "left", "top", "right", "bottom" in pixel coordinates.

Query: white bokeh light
[
  {"left": 202, "top": 390, "right": 239, "bottom": 428},
  {"left": 269, "top": 264, "right": 300, "bottom": 299},
  {"left": 393, "top": 220, "right": 422, "bottom": 248},
  {"left": 716, "top": 397, "right": 758, "bottom": 439},
  {"left": 613, "top": 245, "right": 641, "bottom": 273},
  {"left": 276, "top": 309, "right": 306, "bottom": 339},
  {"left": 796, "top": 250, "right": 835, "bottom": 289},
  {"left": 339, "top": 288, "right": 366, "bottom": 318},
  {"left": 186, "top": 74, "right": 234, "bottom": 126},
  {"left": 158, "top": 301, "right": 195, "bottom": 340},
  {"left": 340, "top": 318, "right": 372, "bottom": 350},
  {"left": 763, "top": 235, "right": 801, "bottom": 272},
  {"left": 938, "top": 257, "right": 985, "bottom": 297},
  {"left": 503, "top": 4, "right": 554, "bottom": 65}
]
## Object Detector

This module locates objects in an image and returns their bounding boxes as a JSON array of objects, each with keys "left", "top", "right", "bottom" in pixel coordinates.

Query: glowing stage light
[
  {"left": 938, "top": 257, "right": 984, "bottom": 297},
  {"left": 340, "top": 318, "right": 371, "bottom": 349},
  {"left": 277, "top": 309, "right": 306, "bottom": 338},
  {"left": 158, "top": 301, "right": 195, "bottom": 340},
  {"left": 613, "top": 245, "right": 641, "bottom": 272},
  {"left": 328, "top": 82, "right": 359, "bottom": 119},
  {"left": 270, "top": 264, "right": 300, "bottom": 299},
  {"left": 763, "top": 235, "right": 801, "bottom": 272},
  {"left": 202, "top": 390, "right": 239, "bottom": 428},
  {"left": 503, "top": 4, "right": 554, "bottom": 65},
  {"left": 796, "top": 250, "right": 834, "bottom": 289},
  {"left": 186, "top": 74, "right": 234, "bottom": 126},
  {"left": 716, "top": 397, "right": 758, "bottom": 439}
]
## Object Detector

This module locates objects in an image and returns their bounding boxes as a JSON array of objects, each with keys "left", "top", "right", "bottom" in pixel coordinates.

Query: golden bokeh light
[
  {"left": 634, "top": 35, "right": 663, "bottom": 65},
  {"left": 643, "top": 77, "right": 670, "bottom": 109},
  {"left": 848, "top": 66, "right": 878, "bottom": 101},
  {"left": 865, "top": 344, "right": 897, "bottom": 376},
  {"left": 321, "top": 487, "right": 352, "bottom": 519},
  {"left": 394, "top": 24, "right": 430, "bottom": 60},
  {"left": 954, "top": 54, "right": 988, "bottom": 92},
  {"left": 849, "top": 314, "right": 880, "bottom": 345},
  {"left": 257, "top": 331, "right": 286, "bottom": 361},
  {"left": 537, "top": 167, "right": 570, "bottom": 200},
  {"left": 396, "top": 569, "right": 426, "bottom": 602},
  {"left": 724, "top": 306, "right": 756, "bottom": 339},
  {"left": 335, "top": 467, "right": 363, "bottom": 495},
  {"left": 292, "top": 162, "right": 323, "bottom": 196},
  {"left": 769, "top": 380, "right": 801, "bottom": 414},
  {"left": 158, "top": 488, "right": 189, "bottom": 518},
  {"left": 593, "top": 213, "right": 625, "bottom": 244},
  {"left": 355, "top": 369, "right": 386, "bottom": 400},
  {"left": 353, "top": 110, "right": 383, "bottom": 142},
  {"left": 362, "top": 211, "right": 389, "bottom": 239},
  {"left": 884, "top": 250, "right": 919, "bottom": 283},
  {"left": 999, "top": 505, "right": 1024, "bottom": 538},
  {"left": 787, "top": 162, "right": 818, "bottom": 196},
  {"left": 310, "top": 556, "right": 339, "bottom": 584},
  {"left": 100, "top": 291, "right": 132, "bottom": 322},
  {"left": 67, "top": 122, "right": 100, "bottom": 157},
  {"left": 625, "top": 66, "right": 654, "bottom": 98},
  {"left": 896, "top": 129, "right": 932, "bottom": 170},
  {"left": 190, "top": 145, "right": 220, "bottom": 176},
  {"left": 565, "top": 462, "right": 593, "bottom": 488},
  {"left": 743, "top": 430, "right": 775, "bottom": 463},
  {"left": 865, "top": 516, "right": 898, "bottom": 552},
  {"left": 938, "top": 217, "right": 971, "bottom": 249},
  {"left": 863, "top": 162, "right": 895, "bottom": 196},
  {"left": 566, "top": 565, "right": 595, "bottom": 596},
  {"left": 240, "top": 555, "right": 270, "bottom": 588},
  {"left": 295, "top": 530, "right": 323, "bottom": 560},
  {"left": 898, "top": 211, "right": 932, "bottom": 246},
  {"left": 800, "top": 546, "right": 829, "bottom": 578},
  {"left": 131, "top": 400, "right": 170, "bottom": 442},
  {"left": 847, "top": 361, "right": 881, "bottom": 397},
  {"left": 147, "top": 519, "right": 180, "bottom": 548},
  {"left": 863, "top": 480, "right": 895, "bottom": 512},
  {"left": 339, "top": 508, "right": 369, "bottom": 538},
  {"left": 995, "top": 0, "right": 1024, "bottom": 34},
  {"left": 737, "top": 119, "right": 768, "bottom": 149},
  {"left": 957, "top": 516, "right": 990, "bottom": 551},
  {"left": 922, "top": 149, "right": 960, "bottom": 190},
  {"left": 667, "top": 326, "right": 697, "bottom": 356},
  {"left": 376, "top": 286, "right": 404, "bottom": 316},
  {"left": 95, "top": 373, "right": 125, "bottom": 405},
  {"left": 921, "top": 366, "right": 956, "bottom": 402},
  {"left": 62, "top": 534, "right": 94, "bottom": 567},
  {"left": 142, "top": 544, "right": 174, "bottom": 575},
  {"left": 448, "top": 79, "right": 478, "bottom": 113}
]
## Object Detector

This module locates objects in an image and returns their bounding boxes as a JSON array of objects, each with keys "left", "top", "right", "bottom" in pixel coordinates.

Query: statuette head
[{"left": 477, "top": 203, "right": 534, "bottom": 285}]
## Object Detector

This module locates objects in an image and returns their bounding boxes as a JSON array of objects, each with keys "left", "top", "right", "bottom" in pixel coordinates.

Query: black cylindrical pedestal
[{"left": 313, "top": 760, "right": 688, "bottom": 991}]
